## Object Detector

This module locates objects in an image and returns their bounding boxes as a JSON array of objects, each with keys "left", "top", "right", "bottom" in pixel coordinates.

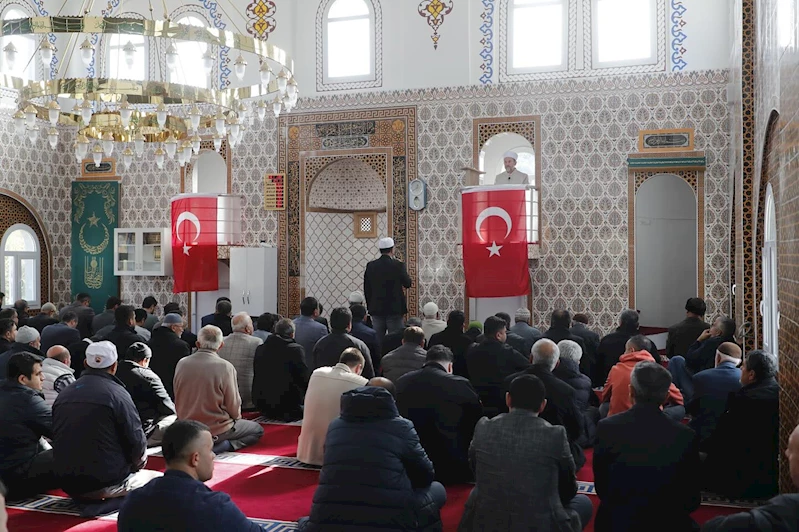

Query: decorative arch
[
  {"left": 316, "top": 0, "right": 383, "bottom": 91},
  {"left": 308, "top": 157, "right": 387, "bottom": 211}
]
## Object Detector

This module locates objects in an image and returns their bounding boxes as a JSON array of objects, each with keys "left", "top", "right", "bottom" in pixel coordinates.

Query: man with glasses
[{"left": 685, "top": 342, "right": 742, "bottom": 443}]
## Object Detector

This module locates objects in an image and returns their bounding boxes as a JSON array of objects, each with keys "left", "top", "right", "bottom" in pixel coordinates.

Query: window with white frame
[
  {"left": 170, "top": 15, "right": 209, "bottom": 88},
  {"left": 1, "top": 8, "right": 36, "bottom": 80},
  {"left": 1, "top": 224, "right": 40, "bottom": 307},
  {"left": 592, "top": 0, "right": 657, "bottom": 68},
  {"left": 325, "top": 0, "right": 374, "bottom": 81},
  {"left": 107, "top": 34, "right": 146, "bottom": 80},
  {"left": 510, "top": 0, "right": 567, "bottom": 72}
]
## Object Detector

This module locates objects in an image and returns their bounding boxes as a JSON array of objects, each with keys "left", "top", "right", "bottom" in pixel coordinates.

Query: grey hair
[
  {"left": 274, "top": 318, "right": 295, "bottom": 339},
  {"left": 231, "top": 312, "right": 253, "bottom": 333},
  {"left": 531, "top": 338, "right": 560, "bottom": 371},
  {"left": 630, "top": 361, "right": 672, "bottom": 405},
  {"left": 197, "top": 325, "right": 224, "bottom": 350},
  {"left": 558, "top": 340, "right": 582, "bottom": 363},
  {"left": 744, "top": 350, "right": 777, "bottom": 381}
]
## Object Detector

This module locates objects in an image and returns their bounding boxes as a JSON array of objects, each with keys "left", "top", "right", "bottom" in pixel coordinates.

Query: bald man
[
  {"left": 495, "top": 151, "right": 529, "bottom": 185},
  {"left": 41, "top": 345, "right": 75, "bottom": 406},
  {"left": 217, "top": 312, "right": 263, "bottom": 410},
  {"left": 687, "top": 341, "right": 742, "bottom": 443}
]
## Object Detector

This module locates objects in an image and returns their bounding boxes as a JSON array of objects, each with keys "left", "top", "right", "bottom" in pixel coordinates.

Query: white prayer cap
[
  {"left": 423, "top": 302, "right": 439, "bottom": 318},
  {"left": 85, "top": 340, "right": 118, "bottom": 369},
  {"left": 503, "top": 151, "right": 518, "bottom": 161},
  {"left": 348, "top": 291, "right": 365, "bottom": 305},
  {"left": 378, "top": 237, "right": 395, "bottom": 250},
  {"left": 16, "top": 326, "right": 39, "bottom": 344}
]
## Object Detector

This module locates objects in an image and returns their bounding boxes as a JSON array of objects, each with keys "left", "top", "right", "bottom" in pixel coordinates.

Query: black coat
[
  {"left": 115, "top": 360, "right": 176, "bottom": 436},
  {"left": 302, "top": 387, "right": 442, "bottom": 531},
  {"left": 148, "top": 326, "right": 191, "bottom": 399},
  {"left": 202, "top": 313, "right": 233, "bottom": 337},
  {"left": 105, "top": 325, "right": 146, "bottom": 361},
  {"left": 0, "top": 343, "right": 44, "bottom": 380},
  {"left": 0, "top": 337, "right": 11, "bottom": 353},
  {"left": 363, "top": 254, "right": 412, "bottom": 317},
  {"left": 312, "top": 332, "right": 375, "bottom": 379},
  {"left": 504, "top": 365, "right": 585, "bottom": 469},
  {"left": 60, "top": 302, "right": 95, "bottom": 339},
  {"left": 350, "top": 321, "right": 381, "bottom": 371},
  {"left": 396, "top": 363, "right": 482, "bottom": 483},
  {"left": 381, "top": 329, "right": 405, "bottom": 357},
  {"left": 428, "top": 326, "right": 474, "bottom": 378},
  {"left": 553, "top": 358, "right": 596, "bottom": 447},
  {"left": 465, "top": 339, "right": 529, "bottom": 414},
  {"left": 702, "top": 377, "right": 780, "bottom": 499},
  {"left": 596, "top": 328, "right": 639, "bottom": 384},
  {"left": 0, "top": 381, "right": 52, "bottom": 473},
  {"left": 252, "top": 335, "right": 309, "bottom": 421},
  {"left": 684, "top": 335, "right": 735, "bottom": 374},
  {"left": 666, "top": 316, "right": 710, "bottom": 359},
  {"left": 505, "top": 331, "right": 529, "bottom": 358},
  {"left": 570, "top": 323, "right": 601, "bottom": 384},
  {"left": 702, "top": 494, "right": 799, "bottom": 532},
  {"left": 40, "top": 322, "right": 81, "bottom": 354},
  {"left": 544, "top": 326, "right": 586, "bottom": 354},
  {"left": 67, "top": 339, "right": 90, "bottom": 378},
  {"left": 593, "top": 403, "right": 700, "bottom": 532},
  {"left": 27, "top": 313, "right": 58, "bottom": 333}
]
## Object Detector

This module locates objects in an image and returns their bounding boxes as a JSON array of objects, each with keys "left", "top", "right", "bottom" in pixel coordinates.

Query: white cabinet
[
  {"left": 229, "top": 246, "right": 278, "bottom": 315},
  {"left": 114, "top": 228, "right": 173, "bottom": 276}
]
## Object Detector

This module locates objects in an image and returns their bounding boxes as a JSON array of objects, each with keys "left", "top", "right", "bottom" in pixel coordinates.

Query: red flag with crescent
[
  {"left": 461, "top": 185, "right": 530, "bottom": 297},
  {"left": 171, "top": 195, "right": 219, "bottom": 293}
]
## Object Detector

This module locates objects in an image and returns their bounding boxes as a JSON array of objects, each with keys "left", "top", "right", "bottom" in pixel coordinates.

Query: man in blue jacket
[
  {"left": 118, "top": 419, "right": 268, "bottom": 531},
  {"left": 686, "top": 342, "right": 742, "bottom": 443},
  {"left": 53, "top": 341, "right": 160, "bottom": 500},
  {"left": 669, "top": 316, "right": 736, "bottom": 402}
]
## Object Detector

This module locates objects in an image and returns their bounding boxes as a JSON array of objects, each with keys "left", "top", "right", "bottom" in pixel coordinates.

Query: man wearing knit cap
[
  {"left": 495, "top": 151, "right": 529, "bottom": 185},
  {"left": 510, "top": 307, "right": 542, "bottom": 357},
  {"left": 364, "top": 237, "right": 412, "bottom": 346},
  {"left": 0, "top": 326, "right": 43, "bottom": 380},
  {"left": 421, "top": 302, "right": 447, "bottom": 340}
]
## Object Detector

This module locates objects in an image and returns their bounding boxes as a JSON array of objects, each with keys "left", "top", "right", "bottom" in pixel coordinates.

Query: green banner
[{"left": 71, "top": 181, "right": 120, "bottom": 314}]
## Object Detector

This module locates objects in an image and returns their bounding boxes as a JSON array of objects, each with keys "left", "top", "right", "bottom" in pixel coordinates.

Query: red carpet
[{"left": 236, "top": 424, "right": 302, "bottom": 457}]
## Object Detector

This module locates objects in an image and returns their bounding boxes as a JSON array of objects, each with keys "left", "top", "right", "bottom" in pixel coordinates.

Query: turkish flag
[
  {"left": 171, "top": 195, "right": 219, "bottom": 293},
  {"left": 462, "top": 185, "right": 530, "bottom": 297}
]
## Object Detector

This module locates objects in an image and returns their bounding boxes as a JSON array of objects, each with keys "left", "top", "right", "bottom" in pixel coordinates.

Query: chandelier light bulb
[
  {"left": 277, "top": 69, "right": 288, "bottom": 94},
  {"left": 123, "top": 40, "right": 136, "bottom": 68},
  {"left": 272, "top": 95, "right": 282, "bottom": 118},
  {"left": 47, "top": 100, "right": 61, "bottom": 126},
  {"left": 237, "top": 102, "right": 249, "bottom": 121},
  {"left": 133, "top": 130, "right": 145, "bottom": 156},
  {"left": 202, "top": 50, "right": 214, "bottom": 73},
  {"left": 27, "top": 125, "right": 39, "bottom": 143},
  {"left": 156, "top": 103, "right": 168, "bottom": 129},
  {"left": 234, "top": 54, "right": 247, "bottom": 81},
  {"left": 13, "top": 110, "right": 24, "bottom": 135},
  {"left": 122, "top": 147, "right": 134, "bottom": 170},
  {"left": 228, "top": 117, "right": 240, "bottom": 139},
  {"left": 39, "top": 40, "right": 54, "bottom": 65},
  {"left": 166, "top": 42, "right": 178, "bottom": 70},
  {"left": 189, "top": 105, "right": 202, "bottom": 131},
  {"left": 119, "top": 100, "right": 133, "bottom": 128},
  {"left": 23, "top": 104, "right": 37, "bottom": 128},
  {"left": 102, "top": 131, "right": 115, "bottom": 157},
  {"left": 213, "top": 133, "right": 223, "bottom": 152},
  {"left": 256, "top": 100, "right": 267, "bottom": 121},
  {"left": 3, "top": 41, "right": 17, "bottom": 71},
  {"left": 92, "top": 143, "right": 103, "bottom": 166},
  {"left": 227, "top": 131, "right": 237, "bottom": 149},
  {"left": 287, "top": 77, "right": 298, "bottom": 99},
  {"left": 75, "top": 134, "right": 90, "bottom": 159},
  {"left": 47, "top": 127, "right": 58, "bottom": 149},
  {"left": 80, "top": 99, "right": 93, "bottom": 125},
  {"left": 191, "top": 133, "right": 201, "bottom": 155},
  {"left": 215, "top": 110, "right": 227, "bottom": 135},
  {"left": 154, "top": 147, "right": 165, "bottom": 169},
  {"left": 165, "top": 136, "right": 178, "bottom": 159},
  {"left": 80, "top": 37, "right": 94, "bottom": 68},
  {"left": 259, "top": 62, "right": 272, "bottom": 87}
]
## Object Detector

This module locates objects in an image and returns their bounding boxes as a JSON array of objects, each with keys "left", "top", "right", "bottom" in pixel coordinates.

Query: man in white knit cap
[{"left": 495, "top": 151, "right": 529, "bottom": 185}]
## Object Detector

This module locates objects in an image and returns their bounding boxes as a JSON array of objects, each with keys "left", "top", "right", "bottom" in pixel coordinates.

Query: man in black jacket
[
  {"left": 349, "top": 304, "right": 380, "bottom": 371},
  {"left": 596, "top": 309, "right": 641, "bottom": 385},
  {"left": 381, "top": 317, "right": 424, "bottom": 357},
  {"left": 544, "top": 310, "right": 586, "bottom": 355},
  {"left": 428, "top": 310, "right": 474, "bottom": 378},
  {"left": 570, "top": 313, "right": 601, "bottom": 385},
  {"left": 0, "top": 326, "right": 43, "bottom": 380},
  {"left": 466, "top": 316, "right": 529, "bottom": 416},
  {"left": 115, "top": 343, "right": 176, "bottom": 447},
  {"left": 363, "top": 237, "right": 412, "bottom": 347},
  {"left": 702, "top": 349, "right": 779, "bottom": 500},
  {"left": 60, "top": 293, "right": 95, "bottom": 339},
  {"left": 27, "top": 303, "right": 59, "bottom": 333},
  {"left": 252, "top": 318, "right": 309, "bottom": 421},
  {"left": 0, "top": 318, "right": 15, "bottom": 354},
  {"left": 202, "top": 299, "right": 233, "bottom": 337},
  {"left": 669, "top": 316, "right": 736, "bottom": 402},
  {"left": 0, "top": 353, "right": 57, "bottom": 499},
  {"left": 593, "top": 361, "right": 700, "bottom": 532},
  {"left": 92, "top": 296, "right": 122, "bottom": 334},
  {"left": 312, "top": 307, "right": 375, "bottom": 378},
  {"left": 495, "top": 312, "right": 529, "bottom": 357},
  {"left": 666, "top": 297, "right": 710, "bottom": 359},
  {"left": 148, "top": 313, "right": 191, "bottom": 400},
  {"left": 40, "top": 311, "right": 81, "bottom": 353},
  {"left": 396, "top": 345, "right": 482, "bottom": 483},
  {"left": 104, "top": 306, "right": 146, "bottom": 363},
  {"left": 504, "top": 339, "right": 585, "bottom": 469},
  {"left": 53, "top": 341, "right": 160, "bottom": 500}
]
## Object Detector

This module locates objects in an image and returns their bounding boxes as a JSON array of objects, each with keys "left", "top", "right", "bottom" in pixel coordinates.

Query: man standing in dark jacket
[
  {"left": 60, "top": 293, "right": 95, "bottom": 339},
  {"left": 466, "top": 316, "right": 529, "bottom": 416},
  {"left": 298, "top": 386, "right": 445, "bottom": 531},
  {"left": 252, "top": 318, "right": 309, "bottom": 421},
  {"left": 0, "top": 353, "right": 57, "bottom": 499},
  {"left": 312, "top": 307, "right": 375, "bottom": 378},
  {"left": 104, "top": 306, "right": 146, "bottom": 363},
  {"left": 118, "top": 420, "right": 268, "bottom": 531},
  {"left": 570, "top": 313, "right": 600, "bottom": 384},
  {"left": 363, "top": 237, "right": 412, "bottom": 347},
  {"left": 596, "top": 309, "right": 641, "bottom": 385},
  {"left": 396, "top": 345, "right": 482, "bottom": 483},
  {"left": 669, "top": 316, "right": 736, "bottom": 402},
  {"left": 349, "top": 304, "right": 380, "bottom": 371},
  {"left": 666, "top": 297, "right": 711, "bottom": 359},
  {"left": 53, "top": 341, "right": 159, "bottom": 500},
  {"left": 40, "top": 311, "right": 81, "bottom": 354},
  {"left": 91, "top": 296, "right": 122, "bottom": 334},
  {"left": 148, "top": 313, "right": 191, "bottom": 399},
  {"left": 702, "top": 349, "right": 780, "bottom": 500},
  {"left": 115, "top": 343, "right": 177, "bottom": 447}
]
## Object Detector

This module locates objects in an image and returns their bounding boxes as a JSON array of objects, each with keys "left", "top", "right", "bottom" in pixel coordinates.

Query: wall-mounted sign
[
  {"left": 80, "top": 158, "right": 117, "bottom": 179},
  {"left": 264, "top": 173, "right": 285, "bottom": 211},
  {"left": 638, "top": 129, "right": 694, "bottom": 152}
]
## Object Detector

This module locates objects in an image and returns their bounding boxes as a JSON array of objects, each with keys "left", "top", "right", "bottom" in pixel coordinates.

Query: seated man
[
  {"left": 349, "top": 304, "right": 380, "bottom": 371},
  {"left": 495, "top": 312, "right": 529, "bottom": 358},
  {"left": 174, "top": 326, "right": 264, "bottom": 453},
  {"left": 381, "top": 326, "right": 427, "bottom": 383},
  {"left": 312, "top": 307, "right": 375, "bottom": 378},
  {"left": 148, "top": 313, "right": 190, "bottom": 400},
  {"left": 118, "top": 420, "right": 269, "bottom": 531},
  {"left": 669, "top": 316, "right": 736, "bottom": 402},
  {"left": 0, "top": 318, "right": 16, "bottom": 354},
  {"left": 460, "top": 375, "right": 592, "bottom": 531},
  {"left": 570, "top": 313, "right": 600, "bottom": 384},
  {"left": 297, "top": 348, "right": 368, "bottom": 466},
  {"left": 217, "top": 312, "right": 263, "bottom": 410},
  {"left": 504, "top": 339, "right": 585, "bottom": 469},
  {"left": 593, "top": 362, "right": 700, "bottom": 532},
  {"left": 293, "top": 297, "right": 329, "bottom": 368},
  {"left": 298, "top": 386, "right": 445, "bottom": 531},
  {"left": 116, "top": 343, "right": 177, "bottom": 447},
  {"left": 600, "top": 335, "right": 684, "bottom": 421},
  {"left": 53, "top": 341, "right": 160, "bottom": 500},
  {"left": 0, "top": 353, "right": 57, "bottom": 499},
  {"left": 40, "top": 311, "right": 81, "bottom": 354},
  {"left": 60, "top": 293, "right": 95, "bottom": 339},
  {"left": 203, "top": 299, "right": 233, "bottom": 337},
  {"left": 703, "top": 349, "right": 779, "bottom": 499},
  {"left": 544, "top": 310, "right": 586, "bottom": 352},
  {"left": 381, "top": 317, "right": 424, "bottom": 356},
  {"left": 141, "top": 296, "right": 159, "bottom": 332},
  {"left": 396, "top": 345, "right": 482, "bottom": 483},
  {"left": 92, "top": 296, "right": 121, "bottom": 333},
  {"left": 553, "top": 340, "right": 596, "bottom": 448},
  {"left": 509, "top": 307, "right": 542, "bottom": 359},
  {"left": 686, "top": 342, "right": 742, "bottom": 443},
  {"left": 596, "top": 309, "right": 641, "bottom": 385},
  {"left": 40, "top": 345, "right": 76, "bottom": 407},
  {"left": 421, "top": 302, "right": 447, "bottom": 340},
  {"left": 27, "top": 302, "right": 59, "bottom": 333},
  {"left": 466, "top": 316, "right": 530, "bottom": 416},
  {"left": 253, "top": 312, "right": 275, "bottom": 343},
  {"left": 703, "top": 421, "right": 799, "bottom": 531},
  {"left": 0, "top": 326, "right": 43, "bottom": 380},
  {"left": 103, "top": 305, "right": 146, "bottom": 362},
  {"left": 666, "top": 297, "right": 711, "bottom": 359},
  {"left": 252, "top": 318, "right": 309, "bottom": 421},
  {"left": 428, "top": 310, "right": 474, "bottom": 378}
]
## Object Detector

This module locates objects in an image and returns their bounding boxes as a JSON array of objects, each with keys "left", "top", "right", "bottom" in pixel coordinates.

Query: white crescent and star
[
  {"left": 175, "top": 211, "right": 202, "bottom": 256},
  {"left": 475, "top": 206, "right": 513, "bottom": 258}
]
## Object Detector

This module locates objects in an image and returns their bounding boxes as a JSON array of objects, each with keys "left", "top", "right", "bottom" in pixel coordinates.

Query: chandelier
[{"left": 0, "top": 15, "right": 298, "bottom": 172}]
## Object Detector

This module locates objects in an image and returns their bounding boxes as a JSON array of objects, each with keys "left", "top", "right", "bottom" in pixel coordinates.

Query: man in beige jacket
[
  {"left": 173, "top": 325, "right": 264, "bottom": 453},
  {"left": 296, "top": 348, "right": 368, "bottom": 465},
  {"left": 217, "top": 312, "right": 263, "bottom": 410}
]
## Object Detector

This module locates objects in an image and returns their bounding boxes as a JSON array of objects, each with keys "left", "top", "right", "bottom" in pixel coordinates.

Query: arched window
[
  {"left": 1, "top": 224, "right": 40, "bottom": 307},
  {"left": 107, "top": 34, "right": 146, "bottom": 80},
  {"left": 592, "top": 0, "right": 656, "bottom": 67},
  {"left": 1, "top": 8, "right": 36, "bottom": 79},
  {"left": 761, "top": 184, "right": 779, "bottom": 358},
  {"left": 324, "top": 0, "right": 374, "bottom": 81},
  {"left": 509, "top": 0, "right": 567, "bottom": 73},
  {"left": 170, "top": 15, "right": 209, "bottom": 88}
]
